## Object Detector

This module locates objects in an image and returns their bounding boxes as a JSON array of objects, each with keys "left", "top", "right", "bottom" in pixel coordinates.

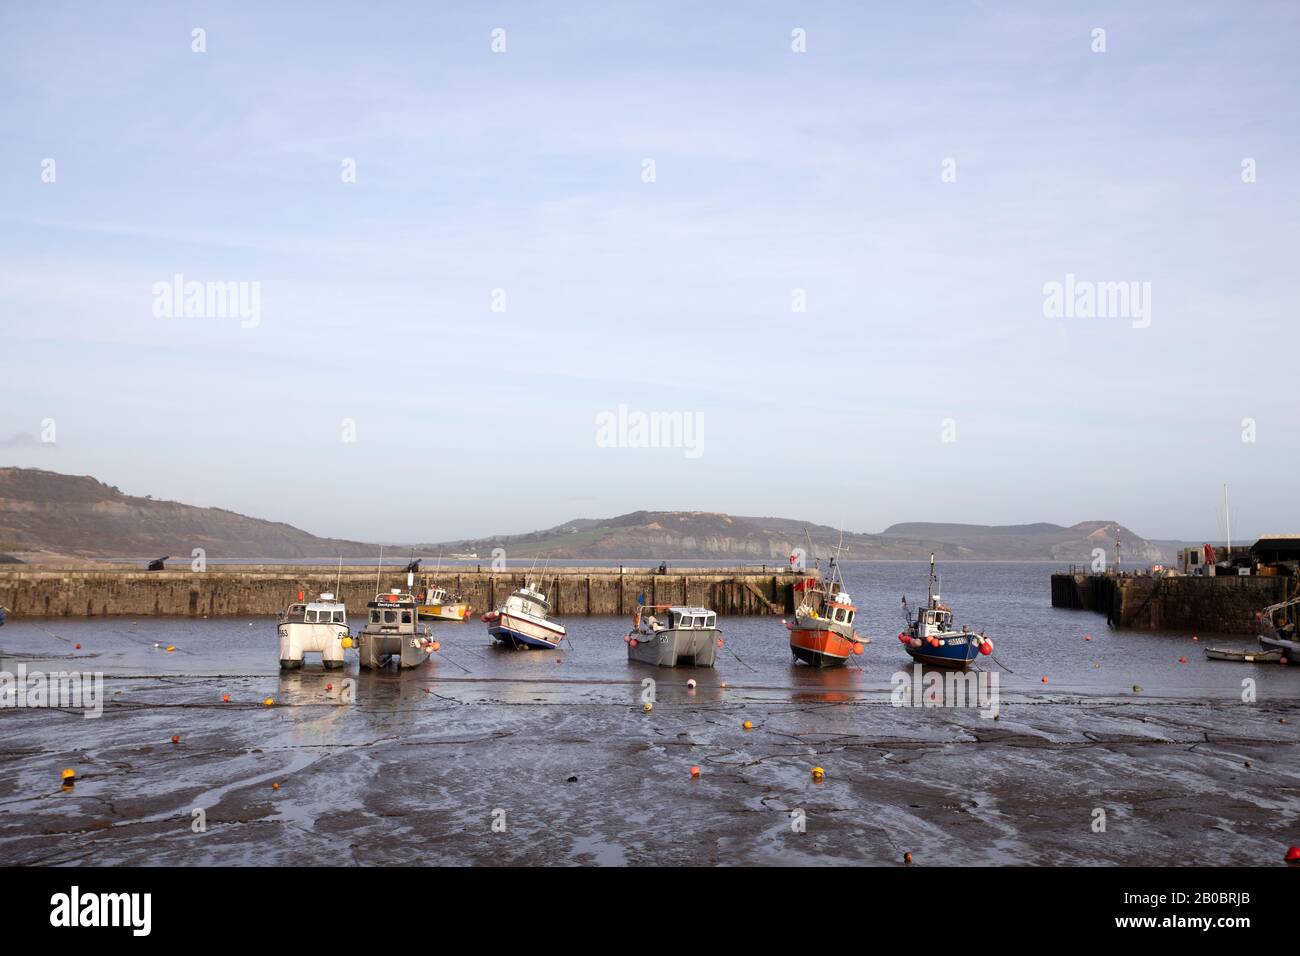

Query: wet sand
[{"left": 1, "top": 608, "right": 1297, "bottom": 866}]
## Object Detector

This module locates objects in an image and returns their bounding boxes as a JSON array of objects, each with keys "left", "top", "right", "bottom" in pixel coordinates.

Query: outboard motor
[{"left": 147, "top": 556, "right": 169, "bottom": 571}]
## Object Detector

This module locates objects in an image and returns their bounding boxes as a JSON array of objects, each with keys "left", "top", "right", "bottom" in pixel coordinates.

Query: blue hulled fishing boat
[{"left": 898, "top": 554, "right": 993, "bottom": 669}]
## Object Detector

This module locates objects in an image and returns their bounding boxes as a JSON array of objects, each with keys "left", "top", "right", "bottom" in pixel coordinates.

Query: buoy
[
  {"left": 715, "top": 637, "right": 723, "bottom": 648},
  {"left": 979, "top": 640, "right": 992, "bottom": 655},
  {"left": 642, "top": 702, "right": 653, "bottom": 713},
  {"left": 1286, "top": 846, "right": 1300, "bottom": 866},
  {"left": 60, "top": 768, "right": 76, "bottom": 784},
  {"left": 222, "top": 693, "right": 230, "bottom": 703},
  {"left": 1132, "top": 684, "right": 1142, "bottom": 693},
  {"left": 74, "top": 643, "right": 81, "bottom": 650},
  {"left": 1191, "top": 635, "right": 1199, "bottom": 641},
  {"left": 811, "top": 766, "right": 825, "bottom": 782},
  {"left": 629, "top": 639, "right": 638, "bottom": 648},
  {"left": 1083, "top": 635, "right": 1092, "bottom": 642},
  {"left": 165, "top": 645, "right": 175, "bottom": 653},
  {"left": 263, "top": 697, "right": 275, "bottom": 707},
  {"left": 341, "top": 637, "right": 354, "bottom": 649},
  {"left": 272, "top": 782, "right": 280, "bottom": 791},
  {"left": 742, "top": 720, "right": 753, "bottom": 730},
  {"left": 1178, "top": 656, "right": 1188, "bottom": 664},
  {"left": 171, "top": 734, "right": 179, "bottom": 745},
  {"left": 325, "top": 683, "right": 333, "bottom": 692},
  {"left": 430, "top": 641, "right": 441, "bottom": 652},
  {"left": 853, "top": 643, "right": 864, "bottom": 654},
  {"left": 686, "top": 678, "right": 697, "bottom": 690},
  {"left": 1041, "top": 676, "right": 1049, "bottom": 684},
  {"left": 898, "top": 631, "right": 908, "bottom": 643},
  {"left": 690, "top": 766, "right": 700, "bottom": 778},
  {"left": 903, "top": 851, "right": 913, "bottom": 865}
]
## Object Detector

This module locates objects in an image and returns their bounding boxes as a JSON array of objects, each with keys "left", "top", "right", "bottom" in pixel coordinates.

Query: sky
[{"left": 1, "top": 1, "right": 1297, "bottom": 544}]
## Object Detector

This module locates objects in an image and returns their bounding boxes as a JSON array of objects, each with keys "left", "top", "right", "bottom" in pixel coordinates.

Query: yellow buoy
[
  {"left": 60, "top": 768, "right": 76, "bottom": 783},
  {"left": 341, "top": 637, "right": 354, "bottom": 649},
  {"left": 642, "top": 702, "right": 653, "bottom": 713},
  {"left": 742, "top": 720, "right": 753, "bottom": 730},
  {"left": 263, "top": 697, "right": 275, "bottom": 707},
  {"left": 811, "top": 766, "right": 825, "bottom": 782},
  {"left": 165, "top": 645, "right": 176, "bottom": 653}
]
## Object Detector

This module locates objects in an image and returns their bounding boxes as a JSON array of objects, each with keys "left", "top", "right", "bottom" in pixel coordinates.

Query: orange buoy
[
  {"left": 1178, "top": 656, "right": 1188, "bottom": 664},
  {"left": 690, "top": 765, "right": 700, "bottom": 778},
  {"left": 263, "top": 697, "right": 274, "bottom": 707},
  {"left": 60, "top": 768, "right": 76, "bottom": 784},
  {"left": 1041, "top": 676, "right": 1049, "bottom": 684},
  {"left": 272, "top": 782, "right": 280, "bottom": 791},
  {"left": 898, "top": 631, "right": 908, "bottom": 643},
  {"left": 629, "top": 638, "right": 638, "bottom": 648},
  {"left": 74, "top": 643, "right": 82, "bottom": 650},
  {"left": 853, "top": 643, "right": 864, "bottom": 654},
  {"left": 222, "top": 693, "right": 230, "bottom": 703},
  {"left": 1286, "top": 846, "right": 1300, "bottom": 866},
  {"left": 979, "top": 640, "right": 993, "bottom": 655},
  {"left": 430, "top": 641, "right": 441, "bottom": 652},
  {"left": 165, "top": 645, "right": 176, "bottom": 653},
  {"left": 171, "top": 735, "right": 179, "bottom": 745},
  {"left": 1083, "top": 635, "right": 1092, "bottom": 642},
  {"left": 715, "top": 637, "right": 723, "bottom": 648}
]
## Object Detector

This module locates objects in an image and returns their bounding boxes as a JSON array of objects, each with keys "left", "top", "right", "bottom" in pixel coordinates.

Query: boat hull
[
  {"left": 278, "top": 622, "right": 349, "bottom": 669},
  {"left": 418, "top": 603, "right": 471, "bottom": 622},
  {"left": 903, "top": 633, "right": 981, "bottom": 669},
  {"left": 788, "top": 623, "right": 856, "bottom": 668},
  {"left": 627, "top": 628, "right": 718, "bottom": 667},
  {"left": 489, "top": 612, "right": 565, "bottom": 650},
  {"left": 357, "top": 631, "right": 432, "bottom": 669},
  {"left": 1259, "top": 633, "right": 1300, "bottom": 662}
]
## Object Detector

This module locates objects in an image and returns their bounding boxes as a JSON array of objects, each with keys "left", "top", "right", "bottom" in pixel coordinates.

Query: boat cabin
[
  {"left": 648, "top": 607, "right": 717, "bottom": 631},
  {"left": 280, "top": 593, "right": 346, "bottom": 625},
  {"left": 823, "top": 601, "right": 856, "bottom": 626},
  {"left": 507, "top": 585, "right": 554, "bottom": 619},
  {"left": 366, "top": 589, "right": 419, "bottom": 630}
]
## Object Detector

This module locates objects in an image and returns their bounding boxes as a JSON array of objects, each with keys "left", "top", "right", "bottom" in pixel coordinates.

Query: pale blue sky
[{"left": 1, "top": 1, "right": 1297, "bottom": 542}]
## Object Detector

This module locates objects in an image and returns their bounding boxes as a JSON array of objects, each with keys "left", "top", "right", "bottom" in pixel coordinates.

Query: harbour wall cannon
[{"left": 0, "top": 565, "right": 814, "bottom": 618}]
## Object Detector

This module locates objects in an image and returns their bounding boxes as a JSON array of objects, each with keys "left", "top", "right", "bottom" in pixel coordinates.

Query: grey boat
[
  {"left": 626, "top": 605, "right": 720, "bottom": 667},
  {"left": 1257, "top": 596, "right": 1300, "bottom": 663},
  {"left": 358, "top": 588, "right": 433, "bottom": 669}
]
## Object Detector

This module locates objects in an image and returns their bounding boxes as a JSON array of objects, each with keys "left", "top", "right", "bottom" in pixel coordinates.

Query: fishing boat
[
  {"left": 417, "top": 585, "right": 472, "bottom": 622},
  {"left": 1255, "top": 596, "right": 1300, "bottom": 663},
  {"left": 785, "top": 553, "right": 866, "bottom": 667},
  {"left": 626, "top": 605, "right": 720, "bottom": 667},
  {"left": 277, "top": 591, "right": 350, "bottom": 670},
  {"left": 358, "top": 586, "right": 434, "bottom": 669},
  {"left": 898, "top": 554, "right": 993, "bottom": 669},
  {"left": 483, "top": 583, "right": 566, "bottom": 650}
]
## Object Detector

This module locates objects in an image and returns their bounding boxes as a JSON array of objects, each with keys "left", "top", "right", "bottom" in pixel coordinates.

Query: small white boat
[
  {"left": 483, "top": 584, "right": 566, "bottom": 650},
  {"left": 278, "top": 592, "right": 349, "bottom": 670},
  {"left": 626, "top": 605, "right": 721, "bottom": 667}
]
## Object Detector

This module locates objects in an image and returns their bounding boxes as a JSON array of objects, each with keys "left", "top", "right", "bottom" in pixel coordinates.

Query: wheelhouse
[
  {"left": 825, "top": 602, "right": 856, "bottom": 626},
  {"left": 667, "top": 607, "right": 717, "bottom": 630}
]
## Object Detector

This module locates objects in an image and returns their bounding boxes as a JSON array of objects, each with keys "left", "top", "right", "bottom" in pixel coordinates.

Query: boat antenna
[
  {"left": 336, "top": 555, "right": 342, "bottom": 597},
  {"left": 376, "top": 546, "right": 384, "bottom": 596},
  {"left": 1224, "top": 483, "right": 1231, "bottom": 561},
  {"left": 927, "top": 552, "right": 936, "bottom": 605}
]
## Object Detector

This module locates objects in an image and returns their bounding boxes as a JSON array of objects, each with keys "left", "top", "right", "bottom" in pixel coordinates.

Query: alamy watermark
[
  {"left": 890, "top": 665, "right": 999, "bottom": 718},
  {"left": 596, "top": 404, "right": 704, "bottom": 459},
  {"left": 152, "top": 273, "right": 261, "bottom": 328},
  {"left": 0, "top": 664, "right": 104, "bottom": 718},
  {"left": 1042, "top": 273, "right": 1150, "bottom": 329}
]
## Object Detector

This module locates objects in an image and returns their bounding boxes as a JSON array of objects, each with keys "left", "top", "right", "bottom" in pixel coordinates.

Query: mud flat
[{"left": 0, "top": 617, "right": 1296, "bottom": 866}]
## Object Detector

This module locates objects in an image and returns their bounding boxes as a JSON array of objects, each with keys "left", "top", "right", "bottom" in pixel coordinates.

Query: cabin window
[
  {"left": 401, "top": 611, "right": 412, "bottom": 624},
  {"left": 306, "top": 610, "right": 319, "bottom": 623},
  {"left": 705, "top": 614, "right": 716, "bottom": 628},
  {"left": 677, "top": 615, "right": 692, "bottom": 629},
  {"left": 333, "top": 611, "right": 345, "bottom": 623},
  {"left": 370, "top": 610, "right": 380, "bottom": 623},
  {"left": 845, "top": 610, "right": 855, "bottom": 625},
  {"left": 384, "top": 610, "right": 397, "bottom": 624}
]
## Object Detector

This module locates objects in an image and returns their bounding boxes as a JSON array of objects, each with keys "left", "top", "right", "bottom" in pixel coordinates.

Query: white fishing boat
[
  {"left": 358, "top": 586, "right": 434, "bottom": 668},
  {"left": 277, "top": 592, "right": 349, "bottom": 670},
  {"left": 483, "top": 583, "right": 566, "bottom": 650},
  {"left": 626, "top": 605, "right": 720, "bottom": 667}
]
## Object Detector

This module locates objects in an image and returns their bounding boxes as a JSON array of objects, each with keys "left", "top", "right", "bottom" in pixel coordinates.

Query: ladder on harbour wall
[{"left": 742, "top": 579, "right": 782, "bottom": 614}]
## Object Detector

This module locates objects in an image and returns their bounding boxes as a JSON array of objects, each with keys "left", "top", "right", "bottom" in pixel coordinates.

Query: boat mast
[
  {"left": 1224, "top": 483, "right": 1231, "bottom": 561},
  {"left": 927, "top": 552, "right": 936, "bottom": 605}
]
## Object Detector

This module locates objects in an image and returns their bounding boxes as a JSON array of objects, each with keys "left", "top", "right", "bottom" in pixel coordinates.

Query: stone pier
[
  {"left": 1050, "top": 572, "right": 1292, "bottom": 634},
  {"left": 0, "top": 565, "right": 816, "bottom": 618}
]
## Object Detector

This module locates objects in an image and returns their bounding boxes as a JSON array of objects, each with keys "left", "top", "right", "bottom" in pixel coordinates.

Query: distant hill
[
  {"left": 0, "top": 467, "right": 374, "bottom": 560},
  {"left": 434, "top": 511, "right": 1170, "bottom": 563},
  {"left": 0, "top": 468, "right": 1172, "bottom": 563}
]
